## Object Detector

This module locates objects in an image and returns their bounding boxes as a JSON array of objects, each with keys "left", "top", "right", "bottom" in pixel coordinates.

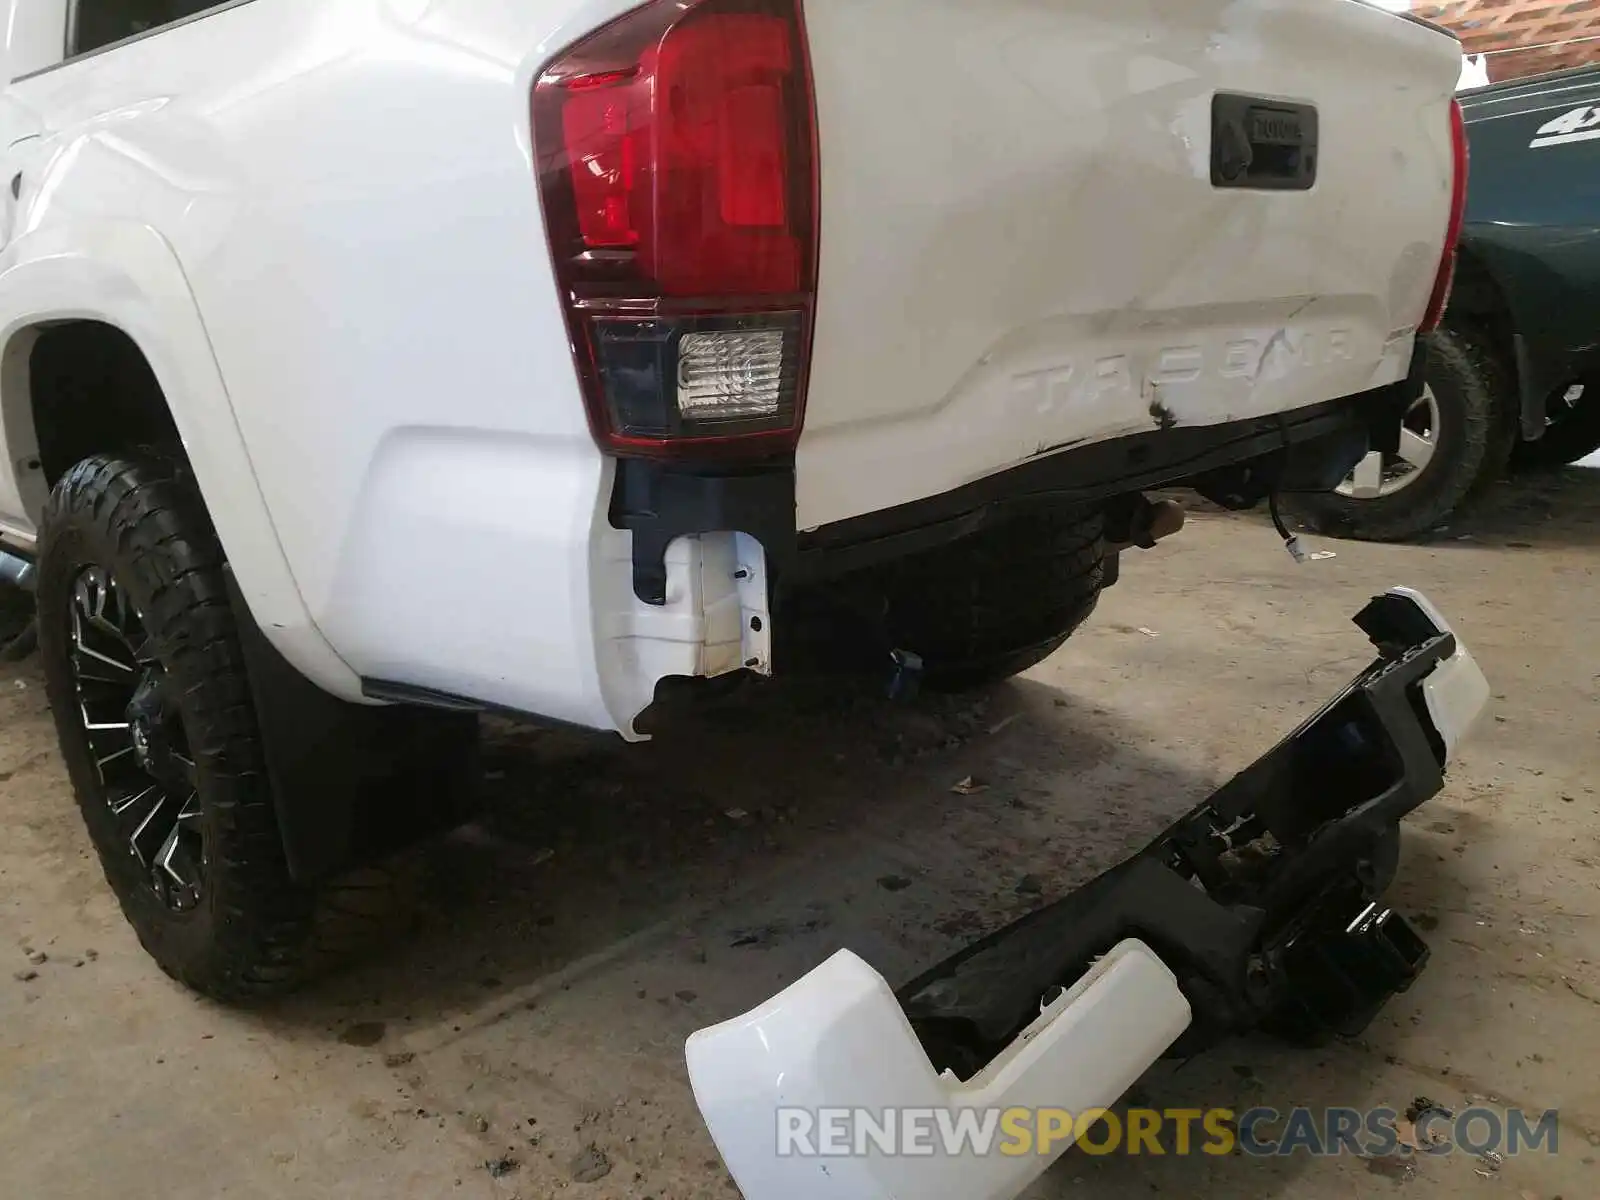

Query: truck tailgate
[{"left": 795, "top": 0, "right": 1462, "bottom": 529}]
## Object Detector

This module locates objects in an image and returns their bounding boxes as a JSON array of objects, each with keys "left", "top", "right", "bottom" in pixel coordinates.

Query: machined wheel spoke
[
  {"left": 1349, "top": 451, "right": 1385, "bottom": 499},
  {"left": 155, "top": 795, "right": 203, "bottom": 908},
  {"left": 1397, "top": 428, "right": 1435, "bottom": 470},
  {"left": 73, "top": 637, "right": 135, "bottom": 678},
  {"left": 152, "top": 825, "right": 201, "bottom": 911},
  {"left": 66, "top": 562, "right": 207, "bottom": 913},
  {"left": 129, "top": 788, "right": 177, "bottom": 868},
  {"left": 110, "top": 784, "right": 160, "bottom": 818},
  {"left": 1337, "top": 386, "right": 1440, "bottom": 501},
  {"left": 176, "top": 792, "right": 202, "bottom": 829},
  {"left": 155, "top": 825, "right": 183, "bottom": 880},
  {"left": 71, "top": 575, "right": 138, "bottom": 679},
  {"left": 171, "top": 754, "right": 200, "bottom": 793},
  {"left": 75, "top": 569, "right": 136, "bottom": 641},
  {"left": 81, "top": 707, "right": 131, "bottom": 749},
  {"left": 95, "top": 745, "right": 135, "bottom": 770},
  {"left": 156, "top": 821, "right": 198, "bottom": 882},
  {"left": 127, "top": 633, "right": 158, "bottom": 668}
]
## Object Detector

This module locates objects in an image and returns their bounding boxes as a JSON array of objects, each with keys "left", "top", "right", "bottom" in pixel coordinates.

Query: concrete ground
[{"left": 1, "top": 468, "right": 1596, "bottom": 1200}]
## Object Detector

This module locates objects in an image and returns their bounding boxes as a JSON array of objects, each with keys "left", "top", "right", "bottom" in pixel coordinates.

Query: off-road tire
[
  {"left": 38, "top": 454, "right": 407, "bottom": 1001},
  {"left": 1512, "top": 386, "right": 1600, "bottom": 469},
  {"left": 1291, "top": 325, "right": 1517, "bottom": 542},
  {"left": 881, "top": 507, "right": 1106, "bottom": 691}
]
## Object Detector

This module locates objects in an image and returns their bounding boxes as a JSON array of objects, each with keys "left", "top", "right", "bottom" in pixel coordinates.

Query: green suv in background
[{"left": 1298, "top": 64, "right": 1600, "bottom": 541}]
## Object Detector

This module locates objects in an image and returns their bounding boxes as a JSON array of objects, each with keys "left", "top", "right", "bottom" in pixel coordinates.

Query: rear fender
[
  {"left": 0, "top": 220, "right": 360, "bottom": 697},
  {"left": 1457, "top": 232, "right": 1599, "bottom": 438}
]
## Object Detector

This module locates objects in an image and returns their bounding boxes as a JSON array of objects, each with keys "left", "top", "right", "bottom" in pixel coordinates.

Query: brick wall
[{"left": 1412, "top": 0, "right": 1600, "bottom": 81}]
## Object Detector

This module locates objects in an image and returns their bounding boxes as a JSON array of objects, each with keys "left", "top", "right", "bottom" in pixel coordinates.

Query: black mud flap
[
  {"left": 898, "top": 593, "right": 1456, "bottom": 1080},
  {"left": 225, "top": 570, "right": 479, "bottom": 883}
]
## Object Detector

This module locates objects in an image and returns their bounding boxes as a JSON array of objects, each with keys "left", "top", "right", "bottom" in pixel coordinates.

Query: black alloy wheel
[
  {"left": 66, "top": 564, "right": 207, "bottom": 913},
  {"left": 38, "top": 454, "right": 416, "bottom": 1001}
]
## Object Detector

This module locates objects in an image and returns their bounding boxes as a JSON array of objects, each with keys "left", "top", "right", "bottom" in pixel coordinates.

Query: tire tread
[
  {"left": 883, "top": 507, "right": 1106, "bottom": 690},
  {"left": 38, "top": 454, "right": 403, "bottom": 1002}
]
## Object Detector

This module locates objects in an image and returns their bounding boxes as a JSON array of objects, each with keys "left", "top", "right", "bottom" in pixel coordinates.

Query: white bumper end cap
[
  {"left": 686, "top": 939, "right": 1190, "bottom": 1200},
  {"left": 1388, "top": 587, "right": 1490, "bottom": 761}
]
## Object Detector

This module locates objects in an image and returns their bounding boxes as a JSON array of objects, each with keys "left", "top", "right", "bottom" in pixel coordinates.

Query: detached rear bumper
[{"left": 686, "top": 589, "right": 1488, "bottom": 1200}]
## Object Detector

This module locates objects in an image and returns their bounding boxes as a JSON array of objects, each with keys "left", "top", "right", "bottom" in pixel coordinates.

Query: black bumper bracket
[{"left": 898, "top": 592, "right": 1458, "bottom": 1079}]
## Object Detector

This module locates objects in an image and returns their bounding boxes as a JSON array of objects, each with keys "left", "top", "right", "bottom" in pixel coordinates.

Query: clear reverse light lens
[{"left": 676, "top": 329, "right": 787, "bottom": 420}]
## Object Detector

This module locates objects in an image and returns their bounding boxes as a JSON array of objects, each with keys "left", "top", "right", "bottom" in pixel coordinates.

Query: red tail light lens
[
  {"left": 533, "top": 0, "right": 818, "bottom": 460},
  {"left": 1420, "top": 98, "right": 1469, "bottom": 334}
]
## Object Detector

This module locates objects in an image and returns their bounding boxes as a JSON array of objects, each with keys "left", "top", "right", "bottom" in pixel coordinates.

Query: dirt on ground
[{"left": 1, "top": 468, "right": 1596, "bottom": 1200}]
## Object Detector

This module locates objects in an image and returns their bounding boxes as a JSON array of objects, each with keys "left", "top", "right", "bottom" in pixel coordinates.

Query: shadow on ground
[
  {"left": 1442, "top": 465, "right": 1600, "bottom": 550},
  {"left": 1179, "top": 462, "right": 1600, "bottom": 554},
  {"left": 255, "top": 662, "right": 1487, "bottom": 1198},
  {"left": 1308, "top": 464, "right": 1600, "bottom": 552},
  {"left": 270, "top": 672, "right": 1226, "bottom": 1034}
]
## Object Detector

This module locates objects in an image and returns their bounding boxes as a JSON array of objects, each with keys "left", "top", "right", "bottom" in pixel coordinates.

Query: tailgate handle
[{"left": 1212, "top": 94, "right": 1318, "bottom": 191}]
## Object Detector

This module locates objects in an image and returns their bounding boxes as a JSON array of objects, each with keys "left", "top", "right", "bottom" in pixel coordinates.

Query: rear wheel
[
  {"left": 880, "top": 507, "right": 1106, "bottom": 691},
  {"left": 1513, "top": 381, "right": 1600, "bottom": 469},
  {"left": 38, "top": 454, "right": 408, "bottom": 1001},
  {"left": 1290, "top": 324, "right": 1515, "bottom": 541}
]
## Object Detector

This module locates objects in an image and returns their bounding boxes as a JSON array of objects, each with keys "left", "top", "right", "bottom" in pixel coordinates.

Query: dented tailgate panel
[{"left": 795, "top": 0, "right": 1464, "bottom": 529}]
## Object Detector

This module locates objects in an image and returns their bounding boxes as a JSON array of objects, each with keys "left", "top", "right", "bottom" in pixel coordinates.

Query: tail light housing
[
  {"left": 533, "top": 0, "right": 818, "bottom": 461},
  {"left": 1419, "top": 98, "right": 1469, "bottom": 334}
]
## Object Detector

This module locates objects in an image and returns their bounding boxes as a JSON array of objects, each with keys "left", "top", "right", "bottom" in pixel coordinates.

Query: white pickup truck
[{"left": 0, "top": 3, "right": 1486, "bottom": 1187}]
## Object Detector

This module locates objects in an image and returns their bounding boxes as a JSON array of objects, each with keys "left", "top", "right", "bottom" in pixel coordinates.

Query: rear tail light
[
  {"left": 1419, "top": 98, "right": 1469, "bottom": 334},
  {"left": 533, "top": 0, "right": 818, "bottom": 461}
]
